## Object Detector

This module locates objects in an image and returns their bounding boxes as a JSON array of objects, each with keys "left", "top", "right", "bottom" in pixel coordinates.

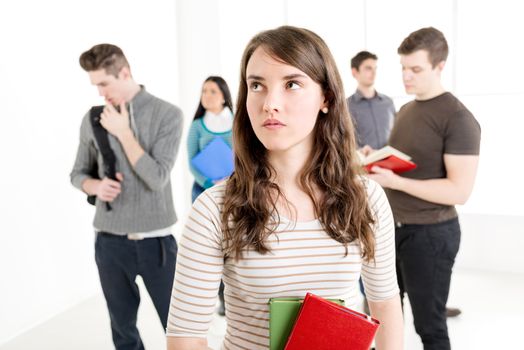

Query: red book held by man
[
  {"left": 360, "top": 145, "right": 417, "bottom": 174},
  {"left": 284, "top": 293, "right": 380, "bottom": 350}
]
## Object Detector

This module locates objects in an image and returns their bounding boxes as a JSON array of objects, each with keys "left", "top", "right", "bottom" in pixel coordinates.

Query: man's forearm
[
  {"left": 395, "top": 177, "right": 471, "bottom": 205},
  {"left": 117, "top": 129, "right": 145, "bottom": 167}
]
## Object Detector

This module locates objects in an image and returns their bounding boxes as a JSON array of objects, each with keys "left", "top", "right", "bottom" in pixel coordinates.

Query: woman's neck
[
  {"left": 206, "top": 106, "right": 225, "bottom": 115},
  {"left": 268, "top": 145, "right": 321, "bottom": 221},
  {"left": 269, "top": 148, "right": 308, "bottom": 189}
]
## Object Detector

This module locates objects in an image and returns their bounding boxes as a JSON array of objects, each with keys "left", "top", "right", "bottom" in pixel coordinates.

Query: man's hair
[
  {"left": 350, "top": 51, "right": 378, "bottom": 70},
  {"left": 79, "top": 44, "right": 130, "bottom": 77},
  {"left": 397, "top": 27, "right": 448, "bottom": 67}
]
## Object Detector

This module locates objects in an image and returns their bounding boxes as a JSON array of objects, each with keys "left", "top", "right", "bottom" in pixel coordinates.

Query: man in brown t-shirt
[{"left": 368, "top": 27, "right": 480, "bottom": 350}]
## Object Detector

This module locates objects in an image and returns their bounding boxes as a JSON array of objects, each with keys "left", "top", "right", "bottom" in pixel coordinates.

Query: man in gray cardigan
[{"left": 70, "top": 44, "right": 183, "bottom": 350}]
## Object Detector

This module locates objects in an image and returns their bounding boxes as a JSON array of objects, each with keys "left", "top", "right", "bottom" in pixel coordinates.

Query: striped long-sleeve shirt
[{"left": 167, "top": 179, "right": 398, "bottom": 349}]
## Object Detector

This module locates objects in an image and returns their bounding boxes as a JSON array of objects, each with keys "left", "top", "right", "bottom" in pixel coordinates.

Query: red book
[
  {"left": 284, "top": 293, "right": 380, "bottom": 350},
  {"left": 364, "top": 155, "right": 417, "bottom": 173},
  {"left": 360, "top": 145, "right": 417, "bottom": 174}
]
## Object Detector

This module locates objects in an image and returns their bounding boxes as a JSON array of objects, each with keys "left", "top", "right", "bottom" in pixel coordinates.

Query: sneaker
[{"left": 446, "top": 307, "right": 462, "bottom": 317}]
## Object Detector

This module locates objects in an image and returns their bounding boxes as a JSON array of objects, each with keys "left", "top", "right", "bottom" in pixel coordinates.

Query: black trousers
[
  {"left": 395, "top": 217, "right": 461, "bottom": 350},
  {"left": 95, "top": 233, "right": 177, "bottom": 350}
]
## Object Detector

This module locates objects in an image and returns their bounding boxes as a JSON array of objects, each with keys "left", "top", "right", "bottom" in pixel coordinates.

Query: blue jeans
[
  {"left": 396, "top": 217, "right": 461, "bottom": 350},
  {"left": 95, "top": 233, "right": 177, "bottom": 350}
]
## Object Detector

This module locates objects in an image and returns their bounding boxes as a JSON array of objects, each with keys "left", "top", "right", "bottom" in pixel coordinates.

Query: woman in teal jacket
[
  {"left": 187, "top": 76, "right": 234, "bottom": 203},
  {"left": 187, "top": 76, "right": 233, "bottom": 316}
]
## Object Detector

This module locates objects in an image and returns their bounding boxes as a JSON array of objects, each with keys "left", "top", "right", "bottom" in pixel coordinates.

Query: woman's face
[
  {"left": 245, "top": 47, "right": 326, "bottom": 155},
  {"left": 201, "top": 81, "right": 225, "bottom": 114}
]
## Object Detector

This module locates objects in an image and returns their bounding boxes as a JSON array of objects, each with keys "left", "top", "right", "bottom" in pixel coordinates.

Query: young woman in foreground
[{"left": 167, "top": 26, "right": 403, "bottom": 350}]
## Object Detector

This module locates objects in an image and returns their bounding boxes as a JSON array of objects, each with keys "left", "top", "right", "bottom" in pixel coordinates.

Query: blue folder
[{"left": 191, "top": 137, "right": 234, "bottom": 180}]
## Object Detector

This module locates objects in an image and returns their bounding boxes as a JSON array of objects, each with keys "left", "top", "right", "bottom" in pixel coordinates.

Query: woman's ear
[{"left": 321, "top": 99, "right": 329, "bottom": 114}]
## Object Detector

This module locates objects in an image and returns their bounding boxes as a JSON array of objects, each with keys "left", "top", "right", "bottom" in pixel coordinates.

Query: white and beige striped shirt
[{"left": 167, "top": 179, "right": 398, "bottom": 349}]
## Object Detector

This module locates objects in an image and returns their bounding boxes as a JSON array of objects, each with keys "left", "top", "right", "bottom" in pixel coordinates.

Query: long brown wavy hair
[{"left": 221, "top": 26, "right": 376, "bottom": 261}]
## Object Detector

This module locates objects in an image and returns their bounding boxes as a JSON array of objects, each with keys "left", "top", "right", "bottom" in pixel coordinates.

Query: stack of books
[{"left": 269, "top": 293, "right": 380, "bottom": 350}]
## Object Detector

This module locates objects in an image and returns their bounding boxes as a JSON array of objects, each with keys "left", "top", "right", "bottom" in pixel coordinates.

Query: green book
[{"left": 269, "top": 297, "right": 345, "bottom": 350}]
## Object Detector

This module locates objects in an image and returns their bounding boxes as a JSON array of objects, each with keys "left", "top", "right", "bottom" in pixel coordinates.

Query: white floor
[{"left": 2, "top": 268, "right": 522, "bottom": 350}]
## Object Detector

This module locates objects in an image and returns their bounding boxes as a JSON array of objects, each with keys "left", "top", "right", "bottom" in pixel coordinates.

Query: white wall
[
  {"left": 457, "top": 213, "right": 524, "bottom": 274},
  {"left": 1, "top": 0, "right": 523, "bottom": 345}
]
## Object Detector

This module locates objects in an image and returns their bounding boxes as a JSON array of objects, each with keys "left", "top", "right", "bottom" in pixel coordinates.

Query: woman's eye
[
  {"left": 250, "top": 82, "right": 262, "bottom": 91},
  {"left": 286, "top": 81, "right": 300, "bottom": 90}
]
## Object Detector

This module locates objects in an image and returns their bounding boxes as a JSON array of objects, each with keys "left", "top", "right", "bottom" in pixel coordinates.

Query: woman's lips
[{"left": 263, "top": 119, "right": 285, "bottom": 129}]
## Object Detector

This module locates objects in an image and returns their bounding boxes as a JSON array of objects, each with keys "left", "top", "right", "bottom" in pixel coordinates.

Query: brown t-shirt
[{"left": 385, "top": 92, "right": 481, "bottom": 224}]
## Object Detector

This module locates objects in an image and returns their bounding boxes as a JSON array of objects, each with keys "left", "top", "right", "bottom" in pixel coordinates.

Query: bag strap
[
  {"left": 89, "top": 106, "right": 118, "bottom": 211},
  {"left": 90, "top": 106, "right": 117, "bottom": 180}
]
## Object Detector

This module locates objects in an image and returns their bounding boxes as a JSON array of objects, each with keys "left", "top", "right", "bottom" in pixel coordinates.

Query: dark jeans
[
  {"left": 95, "top": 233, "right": 177, "bottom": 350},
  {"left": 396, "top": 217, "right": 461, "bottom": 350}
]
